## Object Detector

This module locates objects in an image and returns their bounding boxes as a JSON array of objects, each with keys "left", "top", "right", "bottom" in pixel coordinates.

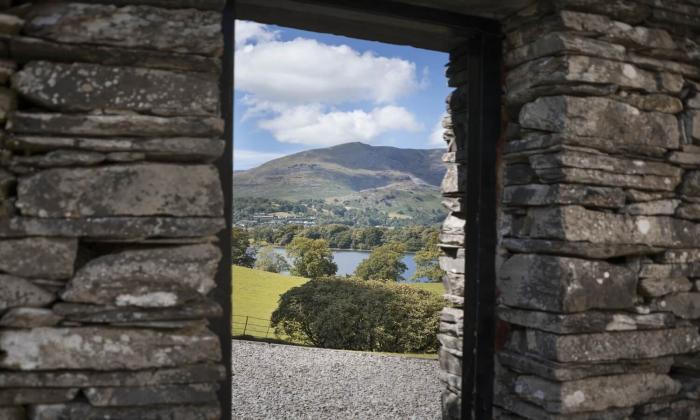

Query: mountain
[
  {"left": 234, "top": 142, "right": 446, "bottom": 200},
  {"left": 233, "top": 143, "right": 446, "bottom": 224}
]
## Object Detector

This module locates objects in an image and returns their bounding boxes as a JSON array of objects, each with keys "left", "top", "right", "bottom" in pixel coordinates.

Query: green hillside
[{"left": 232, "top": 265, "right": 444, "bottom": 337}]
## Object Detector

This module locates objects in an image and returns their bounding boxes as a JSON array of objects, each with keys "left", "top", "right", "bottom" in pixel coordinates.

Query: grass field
[{"left": 232, "top": 265, "right": 444, "bottom": 339}]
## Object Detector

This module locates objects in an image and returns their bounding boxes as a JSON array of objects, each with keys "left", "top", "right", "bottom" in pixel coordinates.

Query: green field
[{"left": 232, "top": 265, "right": 444, "bottom": 339}]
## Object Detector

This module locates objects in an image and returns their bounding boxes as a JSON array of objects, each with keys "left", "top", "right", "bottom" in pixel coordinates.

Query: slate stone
[
  {"left": 440, "top": 214, "right": 465, "bottom": 246},
  {"left": 0, "top": 364, "right": 225, "bottom": 388},
  {"left": 0, "top": 14, "right": 23, "bottom": 34},
  {"left": 625, "top": 189, "right": 675, "bottom": 203},
  {"left": 11, "top": 150, "right": 105, "bottom": 168},
  {"left": 640, "top": 277, "right": 692, "bottom": 298},
  {"left": 640, "top": 263, "right": 700, "bottom": 278},
  {"left": 502, "top": 184, "right": 625, "bottom": 208},
  {"left": 0, "top": 59, "right": 16, "bottom": 84},
  {"left": 441, "top": 164, "right": 466, "bottom": 195},
  {"left": 499, "top": 307, "right": 675, "bottom": 334},
  {"left": 511, "top": 131, "right": 667, "bottom": 158},
  {"left": 0, "top": 308, "right": 62, "bottom": 328},
  {"left": 24, "top": 3, "right": 223, "bottom": 56},
  {"left": 84, "top": 383, "right": 218, "bottom": 406},
  {"left": 53, "top": 299, "right": 222, "bottom": 323},
  {"left": 442, "top": 272, "right": 463, "bottom": 298},
  {"left": 502, "top": 238, "right": 662, "bottom": 259},
  {"left": 439, "top": 248, "right": 464, "bottom": 275},
  {"left": 507, "top": 55, "right": 656, "bottom": 105},
  {"left": 7, "top": 136, "right": 225, "bottom": 162},
  {"left": 495, "top": 389, "right": 633, "bottom": 420},
  {"left": 0, "top": 327, "right": 221, "bottom": 370},
  {"left": 517, "top": 206, "right": 700, "bottom": 247},
  {"left": 615, "top": 92, "right": 683, "bottom": 113},
  {"left": 498, "top": 350, "right": 673, "bottom": 382},
  {"left": 506, "top": 33, "right": 626, "bottom": 67},
  {"left": 62, "top": 244, "right": 220, "bottom": 307},
  {"left": 12, "top": 61, "right": 219, "bottom": 117},
  {"left": 62, "top": 0, "right": 226, "bottom": 11},
  {"left": 0, "top": 86, "right": 16, "bottom": 123},
  {"left": 0, "top": 169, "right": 13, "bottom": 201},
  {"left": 0, "top": 407, "right": 23, "bottom": 420},
  {"left": 16, "top": 164, "right": 223, "bottom": 218},
  {"left": 499, "top": 254, "right": 636, "bottom": 313},
  {"left": 663, "top": 249, "right": 700, "bottom": 263},
  {"left": 0, "top": 216, "right": 225, "bottom": 240},
  {"left": 652, "top": 292, "right": 700, "bottom": 319},
  {"left": 513, "top": 373, "right": 680, "bottom": 414},
  {"left": 9, "top": 35, "right": 220, "bottom": 74},
  {"left": 506, "top": 327, "right": 700, "bottom": 363},
  {"left": 0, "top": 388, "right": 78, "bottom": 405},
  {"left": 519, "top": 96, "right": 680, "bottom": 151},
  {"left": 529, "top": 150, "right": 682, "bottom": 191},
  {"left": 554, "top": 0, "right": 651, "bottom": 25},
  {"left": 439, "top": 348, "right": 462, "bottom": 376},
  {"left": 28, "top": 402, "right": 221, "bottom": 420},
  {"left": 678, "top": 204, "right": 700, "bottom": 221},
  {"left": 622, "top": 199, "right": 680, "bottom": 215},
  {"left": 0, "top": 275, "right": 54, "bottom": 311},
  {"left": 7, "top": 112, "right": 224, "bottom": 138},
  {"left": 633, "top": 399, "right": 700, "bottom": 420},
  {"left": 0, "top": 238, "right": 77, "bottom": 279},
  {"left": 682, "top": 171, "right": 700, "bottom": 197}
]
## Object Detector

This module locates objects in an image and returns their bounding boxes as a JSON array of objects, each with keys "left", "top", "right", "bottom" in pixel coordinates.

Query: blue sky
[{"left": 234, "top": 20, "right": 450, "bottom": 170}]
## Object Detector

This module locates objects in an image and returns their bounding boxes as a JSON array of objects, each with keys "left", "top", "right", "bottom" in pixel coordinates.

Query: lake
[{"left": 273, "top": 247, "right": 426, "bottom": 282}]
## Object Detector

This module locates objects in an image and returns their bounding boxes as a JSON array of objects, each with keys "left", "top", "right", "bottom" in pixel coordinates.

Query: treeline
[
  {"left": 248, "top": 224, "right": 439, "bottom": 253},
  {"left": 234, "top": 197, "right": 444, "bottom": 227}
]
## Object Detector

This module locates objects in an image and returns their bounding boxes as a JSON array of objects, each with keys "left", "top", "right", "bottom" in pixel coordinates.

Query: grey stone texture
[{"left": 0, "top": 238, "right": 76, "bottom": 279}]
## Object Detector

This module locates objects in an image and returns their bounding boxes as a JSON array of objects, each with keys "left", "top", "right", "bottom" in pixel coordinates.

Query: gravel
[{"left": 232, "top": 340, "right": 442, "bottom": 420}]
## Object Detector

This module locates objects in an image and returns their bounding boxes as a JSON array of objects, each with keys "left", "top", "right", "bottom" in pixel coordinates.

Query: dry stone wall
[
  {"left": 0, "top": 1, "right": 227, "bottom": 419},
  {"left": 494, "top": 0, "right": 700, "bottom": 418}
]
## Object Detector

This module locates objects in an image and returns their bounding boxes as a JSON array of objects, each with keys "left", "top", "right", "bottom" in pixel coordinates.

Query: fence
[{"left": 232, "top": 315, "right": 274, "bottom": 338}]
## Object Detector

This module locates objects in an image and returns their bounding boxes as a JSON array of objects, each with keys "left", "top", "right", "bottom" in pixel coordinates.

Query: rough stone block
[
  {"left": 0, "top": 407, "right": 23, "bottom": 420},
  {"left": 7, "top": 136, "right": 225, "bottom": 163},
  {"left": 0, "top": 216, "right": 225, "bottom": 240},
  {"left": 519, "top": 96, "right": 680, "bottom": 151},
  {"left": 13, "top": 61, "right": 219, "bottom": 117},
  {"left": 678, "top": 203, "right": 700, "bottom": 221},
  {"left": 615, "top": 93, "right": 683, "bottom": 114},
  {"left": 506, "top": 327, "right": 700, "bottom": 363},
  {"left": 0, "top": 274, "right": 54, "bottom": 311},
  {"left": 0, "top": 86, "right": 16, "bottom": 123},
  {"left": 506, "top": 34, "right": 626, "bottom": 67},
  {"left": 28, "top": 402, "right": 221, "bottom": 420},
  {"left": 62, "top": 244, "right": 220, "bottom": 307},
  {"left": 499, "top": 307, "right": 674, "bottom": 334},
  {"left": 622, "top": 199, "right": 680, "bottom": 215},
  {"left": 682, "top": 171, "right": 700, "bottom": 197},
  {"left": 441, "top": 164, "right": 466, "bottom": 195},
  {"left": 502, "top": 184, "right": 624, "bottom": 208},
  {"left": 7, "top": 112, "right": 224, "bottom": 138},
  {"left": 0, "top": 59, "right": 15, "bottom": 84},
  {"left": 651, "top": 292, "right": 700, "bottom": 319},
  {"left": 0, "top": 14, "right": 23, "bottom": 35},
  {"left": 53, "top": 299, "right": 222, "bottom": 324},
  {"left": 0, "top": 388, "right": 78, "bottom": 405},
  {"left": 554, "top": 0, "right": 651, "bottom": 25},
  {"left": 84, "top": 383, "right": 218, "bottom": 406},
  {"left": 0, "top": 238, "right": 77, "bottom": 279},
  {"left": 16, "top": 164, "right": 223, "bottom": 218},
  {"left": 440, "top": 213, "right": 465, "bottom": 246},
  {"left": 517, "top": 206, "right": 700, "bottom": 247},
  {"left": 502, "top": 238, "right": 662, "bottom": 259},
  {"left": 0, "top": 327, "right": 221, "bottom": 370},
  {"left": 499, "top": 254, "right": 636, "bottom": 313},
  {"left": 0, "top": 364, "right": 225, "bottom": 388},
  {"left": 24, "top": 3, "right": 223, "bottom": 56},
  {"left": 513, "top": 373, "right": 680, "bottom": 414},
  {"left": 639, "top": 277, "right": 692, "bottom": 297},
  {"left": 0, "top": 308, "right": 62, "bottom": 328},
  {"left": 663, "top": 249, "right": 700, "bottom": 263},
  {"left": 498, "top": 351, "right": 673, "bottom": 382}
]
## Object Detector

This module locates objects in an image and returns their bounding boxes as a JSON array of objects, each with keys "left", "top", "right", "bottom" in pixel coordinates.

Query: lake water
[{"left": 273, "top": 247, "right": 425, "bottom": 282}]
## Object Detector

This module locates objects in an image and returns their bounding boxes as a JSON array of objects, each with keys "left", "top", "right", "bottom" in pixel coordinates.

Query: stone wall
[
  {"left": 495, "top": 0, "right": 700, "bottom": 418},
  {"left": 0, "top": 1, "right": 228, "bottom": 418}
]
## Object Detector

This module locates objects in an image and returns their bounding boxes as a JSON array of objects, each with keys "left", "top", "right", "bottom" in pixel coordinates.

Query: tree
[
  {"left": 271, "top": 277, "right": 443, "bottom": 352},
  {"left": 254, "top": 245, "right": 290, "bottom": 273},
  {"left": 413, "top": 230, "right": 444, "bottom": 282},
  {"left": 354, "top": 242, "right": 407, "bottom": 282},
  {"left": 286, "top": 237, "right": 337, "bottom": 278},
  {"left": 232, "top": 227, "right": 255, "bottom": 267}
]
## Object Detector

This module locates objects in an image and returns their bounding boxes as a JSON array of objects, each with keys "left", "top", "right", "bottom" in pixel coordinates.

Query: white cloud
[
  {"left": 258, "top": 105, "right": 422, "bottom": 146},
  {"left": 235, "top": 28, "right": 420, "bottom": 104},
  {"left": 429, "top": 113, "right": 448, "bottom": 146},
  {"left": 234, "top": 149, "right": 286, "bottom": 170},
  {"left": 235, "top": 21, "right": 278, "bottom": 49}
]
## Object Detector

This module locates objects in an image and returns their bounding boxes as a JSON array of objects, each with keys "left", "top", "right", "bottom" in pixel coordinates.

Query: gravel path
[{"left": 232, "top": 340, "right": 442, "bottom": 420}]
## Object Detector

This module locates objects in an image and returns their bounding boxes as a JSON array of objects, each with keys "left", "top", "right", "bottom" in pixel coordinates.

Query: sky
[{"left": 233, "top": 20, "right": 451, "bottom": 170}]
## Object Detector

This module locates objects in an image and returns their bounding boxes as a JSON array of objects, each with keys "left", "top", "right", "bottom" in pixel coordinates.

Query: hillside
[{"left": 233, "top": 143, "right": 446, "bottom": 225}]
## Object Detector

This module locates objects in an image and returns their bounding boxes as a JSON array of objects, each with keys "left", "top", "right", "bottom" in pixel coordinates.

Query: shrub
[{"left": 271, "top": 277, "right": 443, "bottom": 353}]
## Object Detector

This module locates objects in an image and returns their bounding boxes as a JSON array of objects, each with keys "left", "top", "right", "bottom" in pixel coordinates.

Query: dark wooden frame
[{"left": 226, "top": 2, "right": 502, "bottom": 419}]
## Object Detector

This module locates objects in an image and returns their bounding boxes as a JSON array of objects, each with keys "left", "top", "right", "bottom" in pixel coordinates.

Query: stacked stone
[
  {"left": 0, "top": 1, "right": 227, "bottom": 419},
  {"left": 495, "top": 0, "right": 700, "bottom": 418},
  {"left": 437, "top": 45, "right": 468, "bottom": 419}
]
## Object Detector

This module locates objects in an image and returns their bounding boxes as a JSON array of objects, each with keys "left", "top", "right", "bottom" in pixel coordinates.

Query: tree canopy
[
  {"left": 354, "top": 242, "right": 407, "bottom": 282},
  {"left": 412, "top": 230, "right": 444, "bottom": 283},
  {"left": 254, "top": 245, "right": 290, "bottom": 274},
  {"left": 286, "top": 237, "right": 337, "bottom": 278},
  {"left": 232, "top": 227, "right": 255, "bottom": 268}
]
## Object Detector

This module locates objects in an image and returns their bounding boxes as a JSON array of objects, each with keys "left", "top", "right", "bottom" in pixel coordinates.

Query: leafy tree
[
  {"left": 254, "top": 245, "right": 290, "bottom": 273},
  {"left": 232, "top": 227, "right": 255, "bottom": 267},
  {"left": 354, "top": 242, "right": 407, "bottom": 282},
  {"left": 271, "top": 277, "right": 443, "bottom": 352},
  {"left": 413, "top": 230, "right": 444, "bottom": 282},
  {"left": 286, "top": 237, "right": 337, "bottom": 278}
]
